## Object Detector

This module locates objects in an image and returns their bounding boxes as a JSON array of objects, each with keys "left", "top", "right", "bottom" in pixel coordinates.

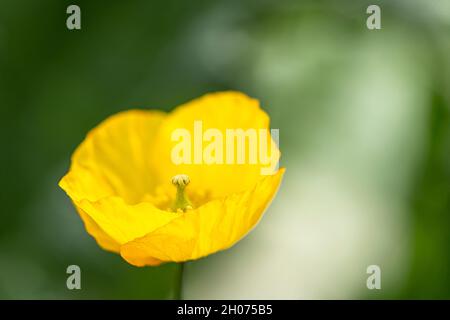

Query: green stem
[{"left": 174, "top": 262, "right": 184, "bottom": 300}]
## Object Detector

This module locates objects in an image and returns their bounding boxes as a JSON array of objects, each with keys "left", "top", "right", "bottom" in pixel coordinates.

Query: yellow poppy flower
[{"left": 59, "top": 91, "right": 285, "bottom": 267}]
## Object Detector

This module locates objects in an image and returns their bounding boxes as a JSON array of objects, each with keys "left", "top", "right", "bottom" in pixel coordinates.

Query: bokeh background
[{"left": 0, "top": 0, "right": 449, "bottom": 299}]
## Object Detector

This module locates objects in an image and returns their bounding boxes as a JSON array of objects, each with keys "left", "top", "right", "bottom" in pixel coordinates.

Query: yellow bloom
[{"left": 59, "top": 91, "right": 285, "bottom": 266}]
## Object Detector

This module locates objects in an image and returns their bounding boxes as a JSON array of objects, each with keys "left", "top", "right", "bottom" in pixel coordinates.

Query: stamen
[{"left": 171, "top": 174, "right": 193, "bottom": 212}]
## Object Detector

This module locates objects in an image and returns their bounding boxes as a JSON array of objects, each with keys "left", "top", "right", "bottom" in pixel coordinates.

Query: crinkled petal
[
  {"left": 76, "top": 206, "right": 120, "bottom": 253},
  {"left": 59, "top": 110, "right": 181, "bottom": 248},
  {"left": 120, "top": 168, "right": 285, "bottom": 266},
  {"left": 76, "top": 197, "right": 181, "bottom": 245},
  {"left": 61, "top": 109, "right": 167, "bottom": 204},
  {"left": 154, "top": 91, "right": 281, "bottom": 200}
]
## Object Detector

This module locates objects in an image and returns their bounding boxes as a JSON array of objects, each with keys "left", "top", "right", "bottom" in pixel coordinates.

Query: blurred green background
[{"left": 0, "top": 0, "right": 449, "bottom": 299}]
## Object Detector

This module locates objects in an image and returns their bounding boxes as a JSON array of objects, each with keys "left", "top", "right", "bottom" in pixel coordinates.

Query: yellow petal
[
  {"left": 76, "top": 206, "right": 120, "bottom": 252},
  {"left": 76, "top": 196, "right": 181, "bottom": 245},
  {"left": 120, "top": 168, "right": 285, "bottom": 266},
  {"left": 61, "top": 109, "right": 167, "bottom": 204},
  {"left": 154, "top": 91, "right": 281, "bottom": 202},
  {"left": 59, "top": 110, "right": 181, "bottom": 247}
]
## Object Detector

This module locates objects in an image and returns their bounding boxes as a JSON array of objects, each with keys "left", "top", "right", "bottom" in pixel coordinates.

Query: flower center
[{"left": 171, "top": 174, "right": 193, "bottom": 212}]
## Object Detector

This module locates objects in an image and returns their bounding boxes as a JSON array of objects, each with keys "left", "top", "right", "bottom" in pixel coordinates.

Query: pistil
[{"left": 171, "top": 174, "right": 193, "bottom": 212}]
